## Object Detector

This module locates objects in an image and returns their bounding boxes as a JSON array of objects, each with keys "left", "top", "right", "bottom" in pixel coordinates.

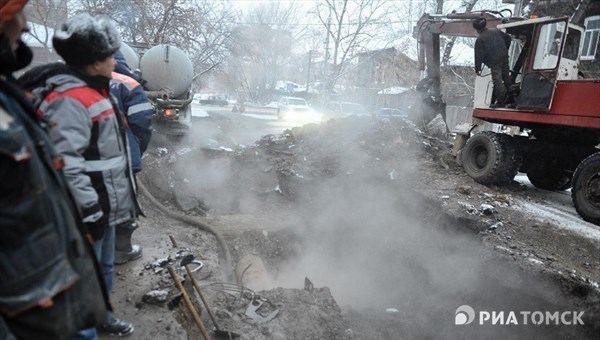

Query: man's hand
[{"left": 476, "top": 71, "right": 481, "bottom": 76}]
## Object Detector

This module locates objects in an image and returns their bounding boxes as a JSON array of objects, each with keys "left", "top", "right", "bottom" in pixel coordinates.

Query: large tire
[
  {"left": 572, "top": 152, "right": 600, "bottom": 225},
  {"left": 526, "top": 159, "right": 571, "bottom": 191},
  {"left": 461, "top": 131, "right": 521, "bottom": 185}
]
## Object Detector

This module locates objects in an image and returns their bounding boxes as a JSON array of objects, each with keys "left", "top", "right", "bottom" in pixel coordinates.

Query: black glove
[{"left": 84, "top": 219, "right": 107, "bottom": 241}]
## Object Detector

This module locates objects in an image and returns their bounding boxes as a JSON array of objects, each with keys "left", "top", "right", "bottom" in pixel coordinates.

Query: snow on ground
[
  {"left": 191, "top": 103, "right": 209, "bottom": 117},
  {"left": 514, "top": 200, "right": 600, "bottom": 242},
  {"left": 514, "top": 174, "right": 600, "bottom": 242},
  {"left": 242, "top": 113, "right": 278, "bottom": 120}
]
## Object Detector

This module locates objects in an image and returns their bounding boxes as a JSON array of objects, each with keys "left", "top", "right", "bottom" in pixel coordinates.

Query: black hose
[{"left": 137, "top": 179, "right": 236, "bottom": 282}]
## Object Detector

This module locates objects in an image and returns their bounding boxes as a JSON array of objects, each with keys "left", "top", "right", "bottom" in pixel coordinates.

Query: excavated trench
[
  {"left": 140, "top": 168, "right": 598, "bottom": 339},
  {"left": 138, "top": 116, "right": 598, "bottom": 339},
  {"left": 218, "top": 183, "right": 598, "bottom": 339}
]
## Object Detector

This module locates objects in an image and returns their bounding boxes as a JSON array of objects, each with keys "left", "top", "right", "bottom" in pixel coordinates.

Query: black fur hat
[
  {"left": 472, "top": 18, "right": 487, "bottom": 32},
  {"left": 53, "top": 14, "right": 121, "bottom": 67}
]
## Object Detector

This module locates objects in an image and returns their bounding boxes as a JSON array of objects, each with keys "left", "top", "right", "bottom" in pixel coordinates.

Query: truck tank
[
  {"left": 119, "top": 42, "right": 139, "bottom": 70},
  {"left": 139, "top": 44, "right": 194, "bottom": 137},
  {"left": 140, "top": 44, "right": 194, "bottom": 98}
]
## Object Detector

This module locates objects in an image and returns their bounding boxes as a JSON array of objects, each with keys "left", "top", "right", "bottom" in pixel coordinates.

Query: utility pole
[
  {"left": 306, "top": 50, "right": 312, "bottom": 93},
  {"left": 514, "top": 0, "right": 524, "bottom": 16}
]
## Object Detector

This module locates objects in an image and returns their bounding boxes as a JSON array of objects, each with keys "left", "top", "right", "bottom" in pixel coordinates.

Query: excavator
[{"left": 415, "top": 9, "right": 600, "bottom": 225}]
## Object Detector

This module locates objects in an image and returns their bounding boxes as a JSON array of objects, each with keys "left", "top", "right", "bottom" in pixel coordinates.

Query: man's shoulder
[
  {"left": 43, "top": 77, "right": 105, "bottom": 108},
  {"left": 111, "top": 72, "right": 141, "bottom": 90},
  {"left": 47, "top": 73, "right": 87, "bottom": 89}
]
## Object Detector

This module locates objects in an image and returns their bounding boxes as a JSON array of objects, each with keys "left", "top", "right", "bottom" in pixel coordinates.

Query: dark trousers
[{"left": 490, "top": 59, "right": 511, "bottom": 104}]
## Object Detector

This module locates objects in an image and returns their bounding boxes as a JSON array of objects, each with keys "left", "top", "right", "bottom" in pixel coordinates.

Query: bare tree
[
  {"left": 436, "top": 0, "right": 444, "bottom": 14},
  {"left": 227, "top": 2, "right": 304, "bottom": 102},
  {"left": 314, "top": 0, "right": 392, "bottom": 99},
  {"left": 66, "top": 0, "right": 235, "bottom": 87},
  {"left": 25, "top": 0, "right": 68, "bottom": 48},
  {"left": 441, "top": 0, "right": 479, "bottom": 66}
]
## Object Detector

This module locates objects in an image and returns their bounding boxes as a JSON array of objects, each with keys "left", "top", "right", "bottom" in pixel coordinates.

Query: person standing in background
[{"left": 110, "top": 51, "right": 153, "bottom": 265}]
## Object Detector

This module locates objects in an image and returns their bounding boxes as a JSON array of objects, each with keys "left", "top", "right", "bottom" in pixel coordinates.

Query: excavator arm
[{"left": 414, "top": 11, "right": 524, "bottom": 127}]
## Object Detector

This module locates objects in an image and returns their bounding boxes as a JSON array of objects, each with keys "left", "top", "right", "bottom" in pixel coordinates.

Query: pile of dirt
[{"left": 130, "top": 113, "right": 599, "bottom": 339}]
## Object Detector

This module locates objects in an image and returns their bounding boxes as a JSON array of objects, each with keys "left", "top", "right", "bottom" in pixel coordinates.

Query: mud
[{"left": 107, "top": 114, "right": 599, "bottom": 339}]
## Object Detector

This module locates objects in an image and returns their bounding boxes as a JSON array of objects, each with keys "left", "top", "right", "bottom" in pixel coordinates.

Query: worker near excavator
[
  {"left": 0, "top": 1, "right": 110, "bottom": 338},
  {"left": 473, "top": 17, "right": 512, "bottom": 108}
]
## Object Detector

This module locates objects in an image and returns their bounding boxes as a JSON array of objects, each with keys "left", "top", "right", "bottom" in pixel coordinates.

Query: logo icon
[{"left": 455, "top": 305, "right": 476, "bottom": 325}]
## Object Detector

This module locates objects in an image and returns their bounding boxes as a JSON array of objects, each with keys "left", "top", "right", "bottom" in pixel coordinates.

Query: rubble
[
  {"left": 128, "top": 114, "right": 600, "bottom": 339},
  {"left": 142, "top": 290, "right": 169, "bottom": 305}
]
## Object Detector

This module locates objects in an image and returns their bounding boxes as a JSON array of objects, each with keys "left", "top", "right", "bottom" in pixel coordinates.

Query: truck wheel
[
  {"left": 461, "top": 131, "right": 520, "bottom": 185},
  {"left": 572, "top": 152, "right": 600, "bottom": 225},
  {"left": 526, "top": 160, "right": 571, "bottom": 191}
]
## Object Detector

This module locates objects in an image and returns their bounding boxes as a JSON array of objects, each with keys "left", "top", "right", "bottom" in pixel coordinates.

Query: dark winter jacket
[
  {"left": 21, "top": 63, "right": 139, "bottom": 239},
  {"left": 114, "top": 50, "right": 146, "bottom": 86},
  {"left": 474, "top": 28, "right": 512, "bottom": 72},
  {"left": 0, "top": 75, "right": 109, "bottom": 339},
  {"left": 110, "top": 71, "right": 153, "bottom": 173}
]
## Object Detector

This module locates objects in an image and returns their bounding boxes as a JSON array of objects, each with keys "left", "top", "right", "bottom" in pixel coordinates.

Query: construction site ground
[{"left": 106, "top": 110, "right": 599, "bottom": 340}]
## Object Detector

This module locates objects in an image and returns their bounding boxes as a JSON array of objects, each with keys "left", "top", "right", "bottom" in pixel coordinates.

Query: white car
[
  {"left": 323, "top": 101, "right": 369, "bottom": 118},
  {"left": 277, "top": 96, "right": 321, "bottom": 123}
]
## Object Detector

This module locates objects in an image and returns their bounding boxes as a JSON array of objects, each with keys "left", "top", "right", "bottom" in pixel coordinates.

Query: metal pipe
[
  {"left": 167, "top": 266, "right": 212, "bottom": 340},
  {"left": 137, "top": 180, "right": 236, "bottom": 282}
]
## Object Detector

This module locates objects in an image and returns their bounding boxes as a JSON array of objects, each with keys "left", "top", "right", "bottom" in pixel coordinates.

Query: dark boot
[
  {"left": 115, "top": 221, "right": 142, "bottom": 265},
  {"left": 99, "top": 314, "right": 134, "bottom": 337}
]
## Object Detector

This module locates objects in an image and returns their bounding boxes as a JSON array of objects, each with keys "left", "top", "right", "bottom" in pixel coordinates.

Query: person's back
[
  {"left": 110, "top": 69, "right": 153, "bottom": 265},
  {"left": 476, "top": 28, "right": 510, "bottom": 67},
  {"left": 110, "top": 71, "right": 153, "bottom": 175},
  {"left": 0, "top": 1, "right": 108, "bottom": 338},
  {"left": 473, "top": 17, "right": 512, "bottom": 107}
]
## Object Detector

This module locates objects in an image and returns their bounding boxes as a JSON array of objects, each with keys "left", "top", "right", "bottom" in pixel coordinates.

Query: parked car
[
  {"left": 278, "top": 96, "right": 321, "bottom": 123},
  {"left": 199, "top": 95, "right": 229, "bottom": 106},
  {"left": 323, "top": 101, "right": 369, "bottom": 119},
  {"left": 378, "top": 107, "right": 408, "bottom": 118}
]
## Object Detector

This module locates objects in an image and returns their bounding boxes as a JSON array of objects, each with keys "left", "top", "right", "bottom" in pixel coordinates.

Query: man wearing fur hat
[
  {"left": 0, "top": 2, "right": 110, "bottom": 339},
  {"left": 20, "top": 13, "right": 138, "bottom": 338}
]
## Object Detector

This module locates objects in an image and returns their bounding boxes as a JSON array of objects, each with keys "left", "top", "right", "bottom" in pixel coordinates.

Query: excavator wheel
[
  {"left": 461, "top": 131, "right": 521, "bottom": 185},
  {"left": 572, "top": 152, "right": 600, "bottom": 225},
  {"left": 526, "top": 159, "right": 571, "bottom": 191}
]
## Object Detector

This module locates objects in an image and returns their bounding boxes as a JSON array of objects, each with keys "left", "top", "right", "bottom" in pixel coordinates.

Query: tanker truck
[{"left": 139, "top": 44, "right": 194, "bottom": 136}]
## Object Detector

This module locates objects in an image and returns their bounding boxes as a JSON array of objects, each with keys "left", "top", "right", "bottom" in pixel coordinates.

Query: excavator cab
[
  {"left": 417, "top": 11, "right": 600, "bottom": 225},
  {"left": 474, "top": 17, "right": 582, "bottom": 110},
  {"left": 499, "top": 17, "right": 582, "bottom": 110}
]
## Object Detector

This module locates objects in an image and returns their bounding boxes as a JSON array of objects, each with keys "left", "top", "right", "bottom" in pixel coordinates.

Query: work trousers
[
  {"left": 73, "top": 226, "right": 116, "bottom": 340},
  {"left": 490, "top": 59, "right": 511, "bottom": 104}
]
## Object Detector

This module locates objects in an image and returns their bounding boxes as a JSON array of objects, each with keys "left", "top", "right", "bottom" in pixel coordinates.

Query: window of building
[{"left": 581, "top": 15, "right": 600, "bottom": 60}]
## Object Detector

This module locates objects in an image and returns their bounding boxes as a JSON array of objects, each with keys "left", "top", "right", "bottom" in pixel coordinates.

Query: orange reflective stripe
[
  {"left": 111, "top": 72, "right": 140, "bottom": 89},
  {"left": 45, "top": 87, "right": 105, "bottom": 108}
]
